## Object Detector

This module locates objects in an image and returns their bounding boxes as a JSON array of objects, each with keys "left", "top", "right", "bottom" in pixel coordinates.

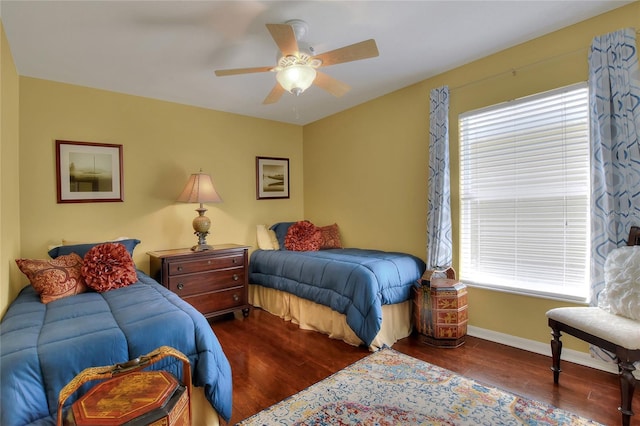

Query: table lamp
[{"left": 177, "top": 170, "right": 223, "bottom": 251}]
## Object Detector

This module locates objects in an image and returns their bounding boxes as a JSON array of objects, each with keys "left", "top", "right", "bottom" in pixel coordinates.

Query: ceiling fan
[{"left": 214, "top": 19, "right": 379, "bottom": 104}]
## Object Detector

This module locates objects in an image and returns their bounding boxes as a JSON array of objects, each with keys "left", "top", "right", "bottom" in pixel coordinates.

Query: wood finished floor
[{"left": 211, "top": 308, "right": 637, "bottom": 425}]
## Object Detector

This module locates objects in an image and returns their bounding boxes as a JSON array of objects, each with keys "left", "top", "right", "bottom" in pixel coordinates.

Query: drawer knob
[
  {"left": 232, "top": 259, "right": 237, "bottom": 264},
  {"left": 177, "top": 266, "right": 183, "bottom": 272},
  {"left": 233, "top": 274, "right": 239, "bottom": 281},
  {"left": 233, "top": 293, "right": 239, "bottom": 302},
  {"left": 207, "top": 260, "right": 211, "bottom": 264},
  {"left": 177, "top": 283, "right": 184, "bottom": 290}
]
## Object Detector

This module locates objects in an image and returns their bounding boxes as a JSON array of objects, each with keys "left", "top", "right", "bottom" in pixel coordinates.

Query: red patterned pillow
[
  {"left": 16, "top": 253, "right": 87, "bottom": 304},
  {"left": 285, "top": 221, "right": 322, "bottom": 251},
  {"left": 82, "top": 243, "right": 138, "bottom": 292},
  {"left": 318, "top": 223, "right": 343, "bottom": 249}
]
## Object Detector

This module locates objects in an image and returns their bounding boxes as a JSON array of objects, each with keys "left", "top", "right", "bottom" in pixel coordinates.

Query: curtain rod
[{"left": 450, "top": 28, "right": 640, "bottom": 93}]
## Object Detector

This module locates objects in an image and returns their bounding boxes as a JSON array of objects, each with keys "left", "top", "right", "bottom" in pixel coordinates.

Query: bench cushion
[{"left": 546, "top": 307, "right": 640, "bottom": 350}]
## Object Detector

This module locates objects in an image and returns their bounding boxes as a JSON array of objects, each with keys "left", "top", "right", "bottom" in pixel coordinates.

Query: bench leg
[
  {"left": 618, "top": 360, "right": 636, "bottom": 426},
  {"left": 550, "top": 327, "right": 562, "bottom": 384}
]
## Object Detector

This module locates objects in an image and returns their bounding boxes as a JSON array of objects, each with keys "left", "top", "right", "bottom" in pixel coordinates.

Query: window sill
[{"left": 462, "top": 280, "right": 590, "bottom": 305}]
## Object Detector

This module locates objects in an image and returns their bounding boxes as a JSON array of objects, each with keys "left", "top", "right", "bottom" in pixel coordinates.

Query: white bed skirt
[
  {"left": 249, "top": 284, "right": 413, "bottom": 351},
  {"left": 191, "top": 386, "right": 220, "bottom": 425}
]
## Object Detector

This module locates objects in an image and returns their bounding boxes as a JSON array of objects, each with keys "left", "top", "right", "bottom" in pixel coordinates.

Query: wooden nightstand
[{"left": 148, "top": 244, "right": 250, "bottom": 320}]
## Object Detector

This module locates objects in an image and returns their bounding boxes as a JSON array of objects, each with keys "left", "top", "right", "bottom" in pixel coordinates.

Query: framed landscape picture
[
  {"left": 56, "top": 140, "right": 124, "bottom": 203},
  {"left": 256, "top": 156, "right": 289, "bottom": 199}
]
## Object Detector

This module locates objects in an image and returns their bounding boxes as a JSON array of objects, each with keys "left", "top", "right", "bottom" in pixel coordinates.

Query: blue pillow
[
  {"left": 48, "top": 239, "right": 141, "bottom": 259},
  {"left": 269, "top": 222, "right": 295, "bottom": 250}
]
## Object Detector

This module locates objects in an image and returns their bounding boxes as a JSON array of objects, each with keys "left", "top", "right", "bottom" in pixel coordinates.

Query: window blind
[{"left": 459, "top": 83, "right": 590, "bottom": 301}]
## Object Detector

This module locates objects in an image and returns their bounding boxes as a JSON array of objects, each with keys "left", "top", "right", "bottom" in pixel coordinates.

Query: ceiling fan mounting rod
[{"left": 284, "top": 19, "right": 309, "bottom": 42}]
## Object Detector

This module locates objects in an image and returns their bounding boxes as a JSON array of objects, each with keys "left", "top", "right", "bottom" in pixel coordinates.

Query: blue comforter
[
  {"left": 249, "top": 248, "right": 426, "bottom": 347},
  {"left": 0, "top": 271, "right": 232, "bottom": 425}
]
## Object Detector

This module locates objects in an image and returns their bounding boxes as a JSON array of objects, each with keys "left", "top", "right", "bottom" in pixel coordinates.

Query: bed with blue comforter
[
  {"left": 249, "top": 248, "right": 426, "bottom": 348},
  {"left": 0, "top": 270, "right": 232, "bottom": 426}
]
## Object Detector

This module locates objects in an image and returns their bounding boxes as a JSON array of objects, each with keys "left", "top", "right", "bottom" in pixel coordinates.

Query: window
[{"left": 459, "top": 83, "right": 590, "bottom": 301}]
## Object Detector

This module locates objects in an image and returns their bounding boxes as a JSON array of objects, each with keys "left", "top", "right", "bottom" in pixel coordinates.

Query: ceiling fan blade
[
  {"left": 314, "top": 71, "right": 350, "bottom": 97},
  {"left": 314, "top": 39, "right": 379, "bottom": 67},
  {"left": 266, "top": 23, "right": 299, "bottom": 56},
  {"left": 215, "top": 66, "right": 273, "bottom": 77},
  {"left": 263, "top": 84, "right": 285, "bottom": 104}
]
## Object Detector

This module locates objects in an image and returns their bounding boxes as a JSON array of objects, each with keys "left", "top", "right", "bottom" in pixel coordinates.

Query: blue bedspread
[
  {"left": 0, "top": 271, "right": 232, "bottom": 425},
  {"left": 249, "top": 248, "right": 426, "bottom": 347}
]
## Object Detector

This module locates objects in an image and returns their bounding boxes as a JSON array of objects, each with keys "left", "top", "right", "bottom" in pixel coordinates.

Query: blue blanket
[
  {"left": 249, "top": 248, "right": 426, "bottom": 346},
  {"left": 0, "top": 271, "right": 232, "bottom": 425}
]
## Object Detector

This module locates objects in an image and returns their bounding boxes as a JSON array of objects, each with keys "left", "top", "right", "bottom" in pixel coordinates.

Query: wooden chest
[
  {"left": 413, "top": 274, "right": 468, "bottom": 348},
  {"left": 57, "top": 346, "right": 192, "bottom": 426},
  {"left": 67, "top": 371, "right": 189, "bottom": 426}
]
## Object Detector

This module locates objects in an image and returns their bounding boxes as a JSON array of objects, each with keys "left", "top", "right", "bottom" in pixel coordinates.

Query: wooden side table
[
  {"left": 413, "top": 268, "right": 468, "bottom": 348},
  {"left": 148, "top": 244, "right": 250, "bottom": 320}
]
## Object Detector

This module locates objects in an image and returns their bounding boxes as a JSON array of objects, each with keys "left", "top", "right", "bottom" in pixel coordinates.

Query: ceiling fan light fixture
[{"left": 276, "top": 65, "right": 316, "bottom": 96}]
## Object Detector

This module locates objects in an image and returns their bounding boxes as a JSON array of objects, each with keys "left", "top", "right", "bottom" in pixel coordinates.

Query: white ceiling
[{"left": 1, "top": 1, "right": 633, "bottom": 125}]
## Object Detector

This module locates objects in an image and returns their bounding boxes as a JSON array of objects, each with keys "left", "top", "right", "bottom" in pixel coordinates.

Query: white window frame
[{"left": 459, "top": 83, "right": 590, "bottom": 302}]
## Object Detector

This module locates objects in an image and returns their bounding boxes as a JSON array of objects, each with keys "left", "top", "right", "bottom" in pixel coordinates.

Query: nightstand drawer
[
  {"left": 168, "top": 268, "right": 244, "bottom": 297},
  {"left": 168, "top": 254, "right": 244, "bottom": 276},
  {"left": 183, "top": 288, "right": 245, "bottom": 315}
]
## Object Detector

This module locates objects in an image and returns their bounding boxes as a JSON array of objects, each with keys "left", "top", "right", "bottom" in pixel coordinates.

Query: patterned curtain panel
[
  {"left": 589, "top": 28, "right": 640, "bottom": 365},
  {"left": 426, "top": 86, "right": 452, "bottom": 270},
  {"left": 589, "top": 28, "right": 640, "bottom": 304}
]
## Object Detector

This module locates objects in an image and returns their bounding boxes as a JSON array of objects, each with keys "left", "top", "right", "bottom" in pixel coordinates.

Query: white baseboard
[{"left": 467, "top": 325, "right": 619, "bottom": 374}]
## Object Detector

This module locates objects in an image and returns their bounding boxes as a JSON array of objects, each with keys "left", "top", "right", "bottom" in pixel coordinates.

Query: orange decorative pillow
[
  {"left": 318, "top": 223, "right": 343, "bottom": 249},
  {"left": 82, "top": 243, "right": 138, "bottom": 292},
  {"left": 285, "top": 220, "right": 322, "bottom": 251},
  {"left": 16, "top": 253, "right": 87, "bottom": 304}
]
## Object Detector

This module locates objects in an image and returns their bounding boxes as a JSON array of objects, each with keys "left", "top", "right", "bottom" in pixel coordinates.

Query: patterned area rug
[{"left": 236, "top": 347, "right": 601, "bottom": 425}]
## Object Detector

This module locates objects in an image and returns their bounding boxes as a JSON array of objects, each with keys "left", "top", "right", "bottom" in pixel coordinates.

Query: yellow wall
[
  {"left": 303, "top": 86, "right": 428, "bottom": 256},
  {"left": 17, "top": 78, "right": 304, "bottom": 290},
  {"left": 304, "top": 2, "right": 640, "bottom": 353},
  {"left": 0, "top": 21, "right": 21, "bottom": 317}
]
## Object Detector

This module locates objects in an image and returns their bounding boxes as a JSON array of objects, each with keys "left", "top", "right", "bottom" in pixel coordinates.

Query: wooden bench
[{"left": 546, "top": 226, "right": 640, "bottom": 426}]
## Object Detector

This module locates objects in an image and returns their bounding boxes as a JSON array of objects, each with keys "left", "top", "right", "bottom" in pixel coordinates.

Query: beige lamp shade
[
  {"left": 177, "top": 171, "right": 222, "bottom": 251},
  {"left": 176, "top": 172, "right": 223, "bottom": 204}
]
